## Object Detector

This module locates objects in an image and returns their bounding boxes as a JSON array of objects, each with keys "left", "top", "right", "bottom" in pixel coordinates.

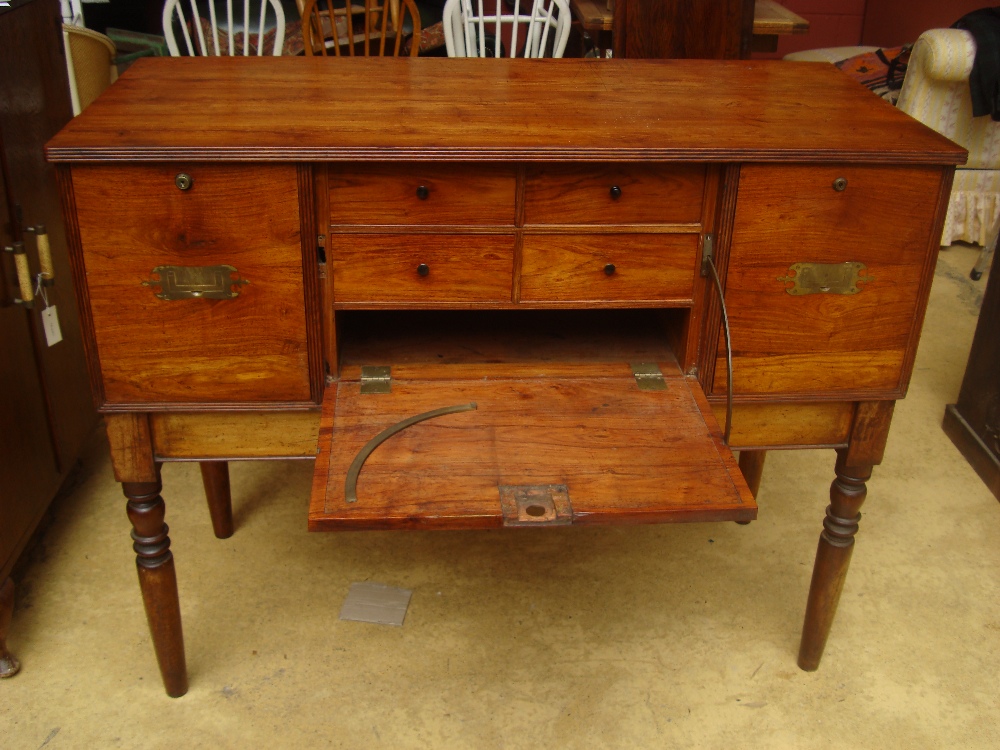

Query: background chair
[
  {"left": 301, "top": 0, "right": 421, "bottom": 56},
  {"left": 443, "top": 0, "right": 570, "bottom": 58},
  {"left": 163, "top": 0, "right": 287, "bottom": 56},
  {"left": 63, "top": 24, "right": 118, "bottom": 115},
  {"left": 896, "top": 28, "right": 999, "bottom": 280}
]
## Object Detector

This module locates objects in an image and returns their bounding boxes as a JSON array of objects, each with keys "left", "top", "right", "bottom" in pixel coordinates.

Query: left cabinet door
[{"left": 0, "top": 0, "right": 96, "bottom": 582}]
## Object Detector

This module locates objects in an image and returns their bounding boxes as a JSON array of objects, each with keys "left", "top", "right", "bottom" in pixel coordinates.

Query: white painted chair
[
  {"left": 443, "top": 0, "right": 571, "bottom": 58},
  {"left": 163, "top": 0, "right": 287, "bottom": 56}
]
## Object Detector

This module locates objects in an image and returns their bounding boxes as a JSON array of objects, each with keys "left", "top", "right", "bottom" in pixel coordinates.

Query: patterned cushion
[{"left": 835, "top": 46, "right": 911, "bottom": 105}]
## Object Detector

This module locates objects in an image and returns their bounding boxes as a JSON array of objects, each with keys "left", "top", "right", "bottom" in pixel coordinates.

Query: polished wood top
[{"left": 47, "top": 57, "right": 965, "bottom": 165}]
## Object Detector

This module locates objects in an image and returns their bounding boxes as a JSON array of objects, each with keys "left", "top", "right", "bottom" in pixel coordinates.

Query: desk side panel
[{"left": 69, "top": 164, "right": 319, "bottom": 408}]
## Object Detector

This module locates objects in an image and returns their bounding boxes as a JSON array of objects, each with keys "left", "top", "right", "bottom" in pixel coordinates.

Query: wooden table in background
[{"left": 572, "top": 0, "right": 810, "bottom": 56}]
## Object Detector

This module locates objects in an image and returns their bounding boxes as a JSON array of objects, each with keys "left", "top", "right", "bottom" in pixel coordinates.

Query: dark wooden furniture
[
  {"left": 613, "top": 0, "right": 754, "bottom": 59},
  {"left": 574, "top": 0, "right": 808, "bottom": 57},
  {"left": 0, "top": 0, "right": 97, "bottom": 679},
  {"left": 46, "top": 57, "right": 964, "bottom": 696},
  {"left": 943, "top": 253, "right": 1000, "bottom": 500}
]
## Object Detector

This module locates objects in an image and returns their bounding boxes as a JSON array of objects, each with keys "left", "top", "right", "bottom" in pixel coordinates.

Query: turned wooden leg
[
  {"left": 200, "top": 461, "right": 234, "bottom": 539},
  {"left": 124, "top": 478, "right": 188, "bottom": 697},
  {"left": 0, "top": 577, "right": 20, "bottom": 678},
  {"left": 798, "top": 450, "right": 872, "bottom": 671}
]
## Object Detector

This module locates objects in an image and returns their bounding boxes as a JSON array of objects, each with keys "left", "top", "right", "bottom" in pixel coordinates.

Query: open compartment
[{"left": 309, "top": 310, "right": 755, "bottom": 530}]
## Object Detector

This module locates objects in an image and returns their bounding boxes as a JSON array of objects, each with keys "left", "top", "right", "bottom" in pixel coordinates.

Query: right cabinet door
[{"left": 714, "top": 163, "right": 947, "bottom": 399}]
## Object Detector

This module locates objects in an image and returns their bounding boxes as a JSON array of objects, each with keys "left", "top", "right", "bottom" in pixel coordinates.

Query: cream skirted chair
[{"left": 897, "top": 28, "right": 1000, "bottom": 279}]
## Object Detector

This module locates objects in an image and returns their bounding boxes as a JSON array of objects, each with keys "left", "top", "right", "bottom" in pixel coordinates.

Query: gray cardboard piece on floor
[{"left": 339, "top": 582, "right": 412, "bottom": 626}]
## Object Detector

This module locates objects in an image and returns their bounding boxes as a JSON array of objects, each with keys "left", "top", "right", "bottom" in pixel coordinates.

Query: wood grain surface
[
  {"left": 523, "top": 164, "right": 706, "bottom": 225},
  {"left": 46, "top": 58, "right": 966, "bottom": 165},
  {"left": 519, "top": 233, "right": 698, "bottom": 304},
  {"left": 71, "top": 164, "right": 315, "bottom": 406},
  {"left": 715, "top": 164, "right": 947, "bottom": 398},
  {"left": 310, "top": 364, "right": 755, "bottom": 530},
  {"left": 331, "top": 234, "right": 515, "bottom": 304},
  {"left": 329, "top": 164, "right": 516, "bottom": 225}
]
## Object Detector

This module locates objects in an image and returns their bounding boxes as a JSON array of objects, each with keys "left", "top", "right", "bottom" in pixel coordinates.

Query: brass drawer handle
[
  {"left": 416, "top": 185, "right": 429, "bottom": 200},
  {"left": 832, "top": 177, "right": 847, "bottom": 192},
  {"left": 609, "top": 185, "right": 622, "bottom": 200},
  {"left": 175, "top": 173, "right": 193, "bottom": 191},
  {"left": 417, "top": 263, "right": 430, "bottom": 277},
  {"left": 604, "top": 263, "right": 616, "bottom": 276},
  {"left": 142, "top": 265, "right": 248, "bottom": 300}
]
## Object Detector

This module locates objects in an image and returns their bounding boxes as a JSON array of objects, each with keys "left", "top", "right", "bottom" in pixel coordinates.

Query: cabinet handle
[
  {"left": 832, "top": 177, "right": 847, "bottom": 192},
  {"left": 25, "top": 225, "right": 54, "bottom": 285},
  {"left": 416, "top": 185, "right": 429, "bottom": 200},
  {"left": 175, "top": 173, "right": 193, "bottom": 190},
  {"left": 417, "top": 263, "right": 430, "bottom": 277},
  {"left": 609, "top": 185, "right": 622, "bottom": 200},
  {"left": 4, "top": 242, "right": 35, "bottom": 308},
  {"left": 604, "top": 263, "right": 616, "bottom": 276}
]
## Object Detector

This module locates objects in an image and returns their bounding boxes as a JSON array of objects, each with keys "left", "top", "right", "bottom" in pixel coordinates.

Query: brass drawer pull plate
[
  {"left": 142, "top": 264, "right": 249, "bottom": 300},
  {"left": 778, "top": 262, "right": 874, "bottom": 296}
]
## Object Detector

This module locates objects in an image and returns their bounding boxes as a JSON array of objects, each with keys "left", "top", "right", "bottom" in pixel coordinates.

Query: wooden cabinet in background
[
  {"left": 944, "top": 253, "right": 1000, "bottom": 501},
  {"left": 0, "top": 0, "right": 97, "bottom": 678}
]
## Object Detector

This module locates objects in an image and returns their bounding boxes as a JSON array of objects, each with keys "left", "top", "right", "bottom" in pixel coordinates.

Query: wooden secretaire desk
[{"left": 46, "top": 58, "right": 964, "bottom": 697}]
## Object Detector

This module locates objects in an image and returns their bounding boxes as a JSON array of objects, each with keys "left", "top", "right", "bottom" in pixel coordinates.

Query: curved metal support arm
[
  {"left": 706, "top": 257, "right": 733, "bottom": 445},
  {"left": 345, "top": 402, "right": 478, "bottom": 503}
]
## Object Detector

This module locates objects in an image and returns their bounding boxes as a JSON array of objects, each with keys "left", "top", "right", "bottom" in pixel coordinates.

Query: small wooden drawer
[
  {"left": 329, "top": 164, "right": 516, "bottom": 226},
  {"left": 71, "top": 164, "right": 317, "bottom": 407},
  {"left": 519, "top": 234, "right": 698, "bottom": 304},
  {"left": 523, "top": 164, "right": 706, "bottom": 225},
  {"left": 331, "top": 234, "right": 515, "bottom": 305}
]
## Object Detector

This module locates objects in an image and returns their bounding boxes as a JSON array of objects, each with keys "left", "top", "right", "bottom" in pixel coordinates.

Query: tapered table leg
[
  {"left": 798, "top": 450, "right": 872, "bottom": 671},
  {"left": 736, "top": 450, "right": 767, "bottom": 524},
  {"left": 124, "top": 478, "right": 188, "bottom": 697},
  {"left": 738, "top": 450, "right": 767, "bottom": 498},
  {"left": 0, "top": 577, "right": 20, "bottom": 678},
  {"left": 200, "top": 461, "right": 234, "bottom": 539}
]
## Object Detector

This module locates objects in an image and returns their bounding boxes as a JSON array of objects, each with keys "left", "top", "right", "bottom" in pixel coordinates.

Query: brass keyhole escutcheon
[
  {"left": 832, "top": 177, "right": 847, "bottom": 192},
  {"left": 416, "top": 185, "right": 429, "bottom": 200},
  {"left": 417, "top": 263, "right": 430, "bottom": 277},
  {"left": 175, "top": 173, "right": 193, "bottom": 191}
]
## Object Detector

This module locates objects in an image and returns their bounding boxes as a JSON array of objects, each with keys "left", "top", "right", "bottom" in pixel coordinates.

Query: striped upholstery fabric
[{"left": 897, "top": 29, "right": 1000, "bottom": 248}]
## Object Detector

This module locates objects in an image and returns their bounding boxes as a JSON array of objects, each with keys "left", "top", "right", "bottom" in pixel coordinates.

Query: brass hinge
[
  {"left": 630, "top": 362, "right": 666, "bottom": 391},
  {"left": 360, "top": 365, "right": 392, "bottom": 394}
]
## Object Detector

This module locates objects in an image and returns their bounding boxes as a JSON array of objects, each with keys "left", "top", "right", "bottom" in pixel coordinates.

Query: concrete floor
[{"left": 2, "top": 245, "right": 998, "bottom": 749}]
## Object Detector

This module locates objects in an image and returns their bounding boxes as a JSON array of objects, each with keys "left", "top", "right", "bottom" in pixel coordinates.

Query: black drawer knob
[
  {"left": 417, "top": 263, "right": 430, "bottom": 277},
  {"left": 604, "top": 263, "right": 616, "bottom": 276},
  {"left": 416, "top": 185, "right": 429, "bottom": 200},
  {"left": 175, "top": 173, "right": 193, "bottom": 191},
  {"left": 609, "top": 185, "right": 622, "bottom": 200},
  {"left": 832, "top": 177, "right": 848, "bottom": 192}
]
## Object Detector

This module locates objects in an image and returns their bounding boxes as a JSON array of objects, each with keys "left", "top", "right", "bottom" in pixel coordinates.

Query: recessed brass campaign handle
[{"left": 142, "top": 265, "right": 249, "bottom": 300}]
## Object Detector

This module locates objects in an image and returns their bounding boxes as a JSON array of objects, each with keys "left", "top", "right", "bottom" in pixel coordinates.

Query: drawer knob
[
  {"left": 832, "top": 177, "right": 848, "bottom": 192},
  {"left": 609, "top": 185, "right": 622, "bottom": 200},
  {"left": 416, "top": 185, "right": 429, "bottom": 200},
  {"left": 604, "top": 263, "right": 616, "bottom": 276},
  {"left": 417, "top": 263, "right": 430, "bottom": 277},
  {"left": 174, "top": 173, "right": 193, "bottom": 191}
]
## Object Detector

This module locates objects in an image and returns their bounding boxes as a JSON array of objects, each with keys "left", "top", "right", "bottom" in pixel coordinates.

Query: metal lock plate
[
  {"left": 777, "top": 262, "right": 874, "bottom": 296},
  {"left": 499, "top": 484, "right": 573, "bottom": 526}
]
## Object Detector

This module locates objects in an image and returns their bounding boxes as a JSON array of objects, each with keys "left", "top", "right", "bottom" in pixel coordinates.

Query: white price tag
[{"left": 42, "top": 305, "right": 63, "bottom": 346}]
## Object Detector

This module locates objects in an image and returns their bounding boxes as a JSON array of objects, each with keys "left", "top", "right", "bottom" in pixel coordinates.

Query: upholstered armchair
[{"left": 897, "top": 28, "right": 1000, "bottom": 279}]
